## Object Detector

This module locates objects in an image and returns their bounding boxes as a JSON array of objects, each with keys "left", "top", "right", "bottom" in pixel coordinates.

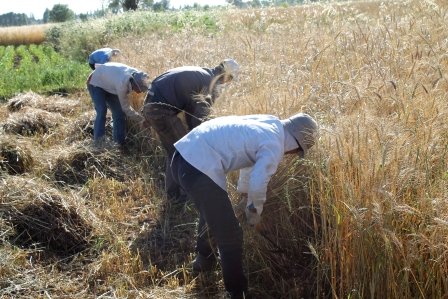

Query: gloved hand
[
  {"left": 235, "top": 193, "right": 248, "bottom": 217},
  {"left": 245, "top": 203, "right": 261, "bottom": 226}
]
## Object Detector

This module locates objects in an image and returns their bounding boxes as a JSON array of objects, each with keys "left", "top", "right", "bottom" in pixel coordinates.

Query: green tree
[
  {"left": 108, "top": 0, "right": 142, "bottom": 12},
  {"left": 227, "top": 0, "right": 245, "bottom": 8},
  {"left": 153, "top": 0, "right": 169, "bottom": 11},
  {"left": 49, "top": 4, "right": 75, "bottom": 23},
  {"left": 107, "top": 0, "right": 167, "bottom": 12},
  {"left": 79, "top": 13, "right": 89, "bottom": 21},
  {"left": 0, "top": 12, "right": 33, "bottom": 26},
  {"left": 140, "top": 0, "right": 154, "bottom": 9},
  {"left": 108, "top": 0, "right": 121, "bottom": 13},
  {"left": 43, "top": 8, "right": 50, "bottom": 23},
  {"left": 123, "top": 0, "right": 139, "bottom": 10}
]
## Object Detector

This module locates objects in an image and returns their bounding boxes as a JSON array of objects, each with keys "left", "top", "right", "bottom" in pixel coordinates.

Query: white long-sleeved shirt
[
  {"left": 89, "top": 62, "right": 143, "bottom": 122},
  {"left": 174, "top": 114, "right": 285, "bottom": 215}
]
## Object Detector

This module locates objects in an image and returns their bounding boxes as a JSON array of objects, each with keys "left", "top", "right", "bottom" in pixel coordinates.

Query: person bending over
[
  {"left": 170, "top": 112, "right": 318, "bottom": 299},
  {"left": 87, "top": 62, "right": 149, "bottom": 148},
  {"left": 142, "top": 59, "right": 240, "bottom": 202}
]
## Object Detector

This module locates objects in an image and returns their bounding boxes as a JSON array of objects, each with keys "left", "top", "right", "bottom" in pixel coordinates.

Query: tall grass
[
  {"left": 297, "top": 1, "right": 448, "bottom": 297},
  {"left": 46, "top": 10, "right": 220, "bottom": 62}
]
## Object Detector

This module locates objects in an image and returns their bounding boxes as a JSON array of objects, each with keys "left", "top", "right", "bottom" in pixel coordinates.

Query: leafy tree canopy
[{"left": 49, "top": 4, "right": 75, "bottom": 23}]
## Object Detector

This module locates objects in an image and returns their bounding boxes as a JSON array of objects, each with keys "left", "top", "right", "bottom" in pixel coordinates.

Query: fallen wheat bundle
[
  {"left": 7, "top": 92, "right": 80, "bottom": 115},
  {"left": 52, "top": 144, "right": 127, "bottom": 186},
  {"left": 2, "top": 107, "right": 65, "bottom": 136},
  {"left": 1, "top": 177, "right": 92, "bottom": 257},
  {"left": 0, "top": 138, "right": 34, "bottom": 175}
]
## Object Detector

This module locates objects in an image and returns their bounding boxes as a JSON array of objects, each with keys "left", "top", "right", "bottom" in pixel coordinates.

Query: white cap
[{"left": 221, "top": 58, "right": 240, "bottom": 79}]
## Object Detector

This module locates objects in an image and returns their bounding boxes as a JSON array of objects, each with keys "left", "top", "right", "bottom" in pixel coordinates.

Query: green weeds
[{"left": 0, "top": 45, "right": 90, "bottom": 101}]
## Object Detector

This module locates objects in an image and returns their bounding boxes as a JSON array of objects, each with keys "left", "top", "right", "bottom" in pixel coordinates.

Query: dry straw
[
  {"left": 0, "top": 176, "right": 92, "bottom": 258},
  {"left": 2, "top": 107, "right": 65, "bottom": 136},
  {"left": 7, "top": 92, "right": 81, "bottom": 116},
  {"left": 52, "top": 144, "right": 131, "bottom": 186},
  {"left": 0, "top": 24, "right": 51, "bottom": 46},
  {"left": 0, "top": 138, "right": 34, "bottom": 175}
]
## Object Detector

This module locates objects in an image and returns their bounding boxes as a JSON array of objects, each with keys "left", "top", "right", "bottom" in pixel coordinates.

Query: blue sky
[{"left": 0, "top": 0, "right": 228, "bottom": 18}]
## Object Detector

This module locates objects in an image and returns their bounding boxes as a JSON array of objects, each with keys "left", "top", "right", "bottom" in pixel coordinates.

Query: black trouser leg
[
  {"left": 171, "top": 153, "right": 248, "bottom": 295},
  {"left": 144, "top": 106, "right": 187, "bottom": 200},
  {"left": 196, "top": 212, "right": 214, "bottom": 257}
]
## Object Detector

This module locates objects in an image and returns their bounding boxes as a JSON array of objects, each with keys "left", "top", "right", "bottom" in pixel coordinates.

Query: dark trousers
[
  {"left": 142, "top": 104, "right": 188, "bottom": 199},
  {"left": 171, "top": 152, "right": 248, "bottom": 296},
  {"left": 142, "top": 92, "right": 212, "bottom": 200}
]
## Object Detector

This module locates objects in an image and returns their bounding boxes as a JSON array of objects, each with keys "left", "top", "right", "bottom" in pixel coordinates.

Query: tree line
[
  {"left": 0, "top": 1, "right": 169, "bottom": 26},
  {"left": 0, "top": 0, "right": 317, "bottom": 27}
]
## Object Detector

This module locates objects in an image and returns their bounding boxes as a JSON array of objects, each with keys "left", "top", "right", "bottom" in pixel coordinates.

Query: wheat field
[
  {"left": 0, "top": 24, "right": 51, "bottom": 45},
  {"left": 1, "top": 0, "right": 447, "bottom": 298}
]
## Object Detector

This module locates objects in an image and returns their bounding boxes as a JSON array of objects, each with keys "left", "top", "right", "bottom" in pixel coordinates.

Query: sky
[{"left": 0, "top": 0, "right": 228, "bottom": 19}]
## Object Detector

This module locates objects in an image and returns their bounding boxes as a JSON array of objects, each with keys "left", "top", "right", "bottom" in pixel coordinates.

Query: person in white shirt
[
  {"left": 87, "top": 62, "right": 149, "bottom": 147},
  {"left": 170, "top": 112, "right": 318, "bottom": 299}
]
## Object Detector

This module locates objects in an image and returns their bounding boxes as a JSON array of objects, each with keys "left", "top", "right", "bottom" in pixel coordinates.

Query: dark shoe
[{"left": 192, "top": 253, "right": 216, "bottom": 273}]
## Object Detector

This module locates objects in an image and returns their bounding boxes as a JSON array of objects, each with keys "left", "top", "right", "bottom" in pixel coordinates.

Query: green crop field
[{"left": 0, "top": 44, "right": 90, "bottom": 100}]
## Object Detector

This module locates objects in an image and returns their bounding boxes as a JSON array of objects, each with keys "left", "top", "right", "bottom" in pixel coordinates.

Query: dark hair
[{"left": 129, "top": 76, "right": 141, "bottom": 93}]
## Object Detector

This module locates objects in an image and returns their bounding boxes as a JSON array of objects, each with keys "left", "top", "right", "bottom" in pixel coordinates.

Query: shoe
[{"left": 192, "top": 253, "right": 216, "bottom": 273}]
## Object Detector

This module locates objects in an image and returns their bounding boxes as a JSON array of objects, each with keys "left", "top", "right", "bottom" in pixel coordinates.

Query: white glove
[
  {"left": 245, "top": 203, "right": 261, "bottom": 226},
  {"left": 235, "top": 193, "right": 248, "bottom": 217}
]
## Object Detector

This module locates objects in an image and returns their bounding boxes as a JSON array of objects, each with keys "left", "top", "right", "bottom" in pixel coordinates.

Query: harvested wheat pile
[
  {"left": 0, "top": 138, "right": 34, "bottom": 175},
  {"left": 2, "top": 107, "right": 65, "bottom": 136},
  {"left": 65, "top": 112, "right": 156, "bottom": 155},
  {"left": 0, "top": 177, "right": 92, "bottom": 258},
  {"left": 124, "top": 118, "right": 156, "bottom": 154},
  {"left": 65, "top": 111, "right": 112, "bottom": 143},
  {"left": 6, "top": 92, "right": 42, "bottom": 112},
  {"left": 52, "top": 144, "right": 129, "bottom": 186},
  {"left": 7, "top": 92, "right": 80, "bottom": 115}
]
